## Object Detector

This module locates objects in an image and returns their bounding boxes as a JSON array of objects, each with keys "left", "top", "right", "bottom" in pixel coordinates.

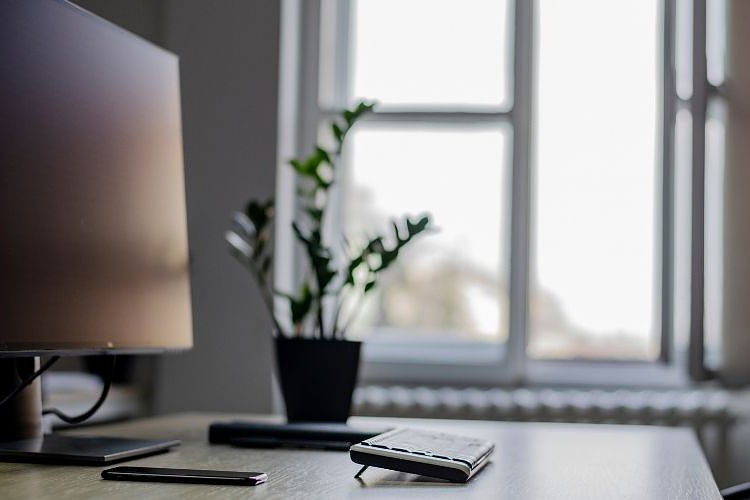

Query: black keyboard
[{"left": 350, "top": 427, "right": 494, "bottom": 483}]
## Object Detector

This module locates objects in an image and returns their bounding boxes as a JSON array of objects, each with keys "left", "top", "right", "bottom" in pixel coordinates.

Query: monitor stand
[{"left": 0, "top": 357, "right": 179, "bottom": 465}]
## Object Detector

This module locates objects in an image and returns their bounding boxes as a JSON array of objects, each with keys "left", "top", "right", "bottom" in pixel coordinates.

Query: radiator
[{"left": 353, "top": 385, "right": 740, "bottom": 428}]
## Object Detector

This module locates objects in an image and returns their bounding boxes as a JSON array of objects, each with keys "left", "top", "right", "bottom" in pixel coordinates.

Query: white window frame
[{"left": 277, "top": 0, "right": 717, "bottom": 388}]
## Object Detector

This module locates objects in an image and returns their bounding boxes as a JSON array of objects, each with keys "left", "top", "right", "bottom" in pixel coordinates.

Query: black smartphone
[{"left": 101, "top": 466, "right": 267, "bottom": 486}]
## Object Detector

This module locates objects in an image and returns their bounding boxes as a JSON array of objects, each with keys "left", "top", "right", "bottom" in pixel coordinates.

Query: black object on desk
[
  {"left": 102, "top": 466, "right": 267, "bottom": 486},
  {"left": 209, "top": 421, "right": 390, "bottom": 451}
]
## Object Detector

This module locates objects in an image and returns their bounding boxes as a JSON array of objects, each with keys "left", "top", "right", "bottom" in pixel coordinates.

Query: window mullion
[
  {"left": 328, "top": 0, "right": 352, "bottom": 298},
  {"left": 281, "top": 0, "right": 325, "bottom": 326},
  {"left": 276, "top": 0, "right": 324, "bottom": 321},
  {"left": 508, "top": 0, "right": 533, "bottom": 383},
  {"left": 661, "top": 0, "right": 677, "bottom": 364},
  {"left": 299, "top": 0, "right": 323, "bottom": 154},
  {"left": 320, "top": 111, "right": 512, "bottom": 126},
  {"left": 332, "top": 0, "right": 351, "bottom": 108},
  {"left": 688, "top": 0, "right": 709, "bottom": 380}
]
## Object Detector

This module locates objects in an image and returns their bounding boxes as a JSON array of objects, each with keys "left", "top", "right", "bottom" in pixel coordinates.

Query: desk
[{"left": 0, "top": 413, "right": 720, "bottom": 499}]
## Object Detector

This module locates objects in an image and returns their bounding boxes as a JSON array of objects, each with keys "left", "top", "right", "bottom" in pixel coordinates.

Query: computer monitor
[{"left": 0, "top": 0, "right": 192, "bottom": 462}]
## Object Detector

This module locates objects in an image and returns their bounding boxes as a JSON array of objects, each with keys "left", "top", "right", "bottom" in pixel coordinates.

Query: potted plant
[{"left": 225, "top": 101, "right": 432, "bottom": 422}]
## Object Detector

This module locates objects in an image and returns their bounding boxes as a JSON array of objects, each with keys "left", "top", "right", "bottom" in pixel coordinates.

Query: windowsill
[
  {"left": 359, "top": 337, "right": 691, "bottom": 389},
  {"left": 361, "top": 337, "right": 504, "bottom": 365},
  {"left": 525, "top": 360, "right": 689, "bottom": 388}
]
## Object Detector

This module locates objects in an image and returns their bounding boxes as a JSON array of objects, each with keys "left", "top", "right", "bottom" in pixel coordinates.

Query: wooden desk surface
[{"left": 0, "top": 413, "right": 720, "bottom": 499}]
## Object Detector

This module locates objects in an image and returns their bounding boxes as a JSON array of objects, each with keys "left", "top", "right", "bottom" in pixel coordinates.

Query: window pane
[
  {"left": 530, "top": 0, "right": 659, "bottom": 360},
  {"left": 704, "top": 98, "right": 726, "bottom": 370},
  {"left": 673, "top": 107, "right": 692, "bottom": 357},
  {"left": 676, "top": 0, "right": 693, "bottom": 100},
  {"left": 350, "top": 0, "right": 510, "bottom": 108},
  {"left": 707, "top": 0, "right": 727, "bottom": 86},
  {"left": 343, "top": 125, "right": 509, "bottom": 344}
]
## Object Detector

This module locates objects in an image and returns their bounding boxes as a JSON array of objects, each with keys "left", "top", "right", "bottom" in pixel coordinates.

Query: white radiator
[{"left": 353, "top": 385, "right": 739, "bottom": 428}]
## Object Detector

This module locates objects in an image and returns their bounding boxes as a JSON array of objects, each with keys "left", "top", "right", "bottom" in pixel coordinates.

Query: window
[
  {"left": 531, "top": 0, "right": 659, "bottom": 361},
  {"left": 702, "top": 0, "right": 727, "bottom": 372},
  {"left": 279, "top": 0, "right": 724, "bottom": 386}
]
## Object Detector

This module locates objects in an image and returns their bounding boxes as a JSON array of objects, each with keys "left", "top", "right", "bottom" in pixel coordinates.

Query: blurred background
[{"left": 58, "top": 0, "right": 750, "bottom": 489}]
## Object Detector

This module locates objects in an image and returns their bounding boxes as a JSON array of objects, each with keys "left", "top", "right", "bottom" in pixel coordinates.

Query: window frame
[{"left": 277, "top": 0, "right": 715, "bottom": 388}]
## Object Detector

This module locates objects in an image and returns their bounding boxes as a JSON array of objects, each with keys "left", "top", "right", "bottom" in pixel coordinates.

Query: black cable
[
  {"left": 0, "top": 356, "right": 61, "bottom": 408},
  {"left": 42, "top": 355, "right": 116, "bottom": 425}
]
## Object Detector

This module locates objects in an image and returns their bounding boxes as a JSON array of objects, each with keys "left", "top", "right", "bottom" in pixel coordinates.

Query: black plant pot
[{"left": 274, "top": 336, "right": 361, "bottom": 423}]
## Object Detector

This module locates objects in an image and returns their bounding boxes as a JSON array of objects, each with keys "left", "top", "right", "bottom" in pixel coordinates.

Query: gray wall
[
  {"left": 718, "top": 0, "right": 750, "bottom": 488},
  {"left": 72, "top": 0, "right": 280, "bottom": 414},
  {"left": 72, "top": 0, "right": 164, "bottom": 43},
  {"left": 156, "top": 0, "right": 279, "bottom": 414}
]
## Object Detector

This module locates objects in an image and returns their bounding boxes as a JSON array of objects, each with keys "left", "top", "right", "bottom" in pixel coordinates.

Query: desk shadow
[{"left": 355, "top": 461, "right": 492, "bottom": 488}]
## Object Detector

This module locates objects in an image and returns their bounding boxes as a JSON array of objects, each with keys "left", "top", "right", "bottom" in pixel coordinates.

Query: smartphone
[{"left": 101, "top": 466, "right": 267, "bottom": 486}]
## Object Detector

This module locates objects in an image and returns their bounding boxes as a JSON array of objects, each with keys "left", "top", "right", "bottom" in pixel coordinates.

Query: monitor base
[{"left": 0, "top": 434, "right": 180, "bottom": 465}]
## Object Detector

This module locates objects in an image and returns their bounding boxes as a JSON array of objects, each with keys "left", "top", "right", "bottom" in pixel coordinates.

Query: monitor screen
[{"left": 0, "top": 0, "right": 192, "bottom": 355}]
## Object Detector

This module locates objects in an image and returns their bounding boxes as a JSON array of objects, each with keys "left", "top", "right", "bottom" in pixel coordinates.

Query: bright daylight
[{"left": 345, "top": 0, "right": 658, "bottom": 361}]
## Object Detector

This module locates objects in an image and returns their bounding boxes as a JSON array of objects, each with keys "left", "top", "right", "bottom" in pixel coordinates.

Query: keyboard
[{"left": 349, "top": 427, "right": 494, "bottom": 483}]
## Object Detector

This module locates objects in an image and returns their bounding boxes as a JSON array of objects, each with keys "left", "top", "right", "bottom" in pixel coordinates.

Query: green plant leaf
[
  {"left": 231, "top": 212, "right": 256, "bottom": 239},
  {"left": 230, "top": 100, "right": 437, "bottom": 339},
  {"left": 344, "top": 254, "right": 364, "bottom": 286},
  {"left": 364, "top": 214, "right": 433, "bottom": 273},
  {"left": 225, "top": 230, "right": 253, "bottom": 263},
  {"left": 289, "top": 159, "right": 306, "bottom": 174},
  {"left": 244, "top": 199, "right": 274, "bottom": 234},
  {"left": 305, "top": 207, "right": 324, "bottom": 222},
  {"left": 315, "top": 147, "right": 332, "bottom": 166},
  {"left": 368, "top": 237, "right": 385, "bottom": 254},
  {"left": 407, "top": 214, "right": 431, "bottom": 235},
  {"left": 342, "top": 101, "right": 374, "bottom": 127},
  {"left": 286, "top": 283, "right": 312, "bottom": 325},
  {"left": 290, "top": 147, "right": 335, "bottom": 190},
  {"left": 332, "top": 123, "right": 343, "bottom": 143},
  {"left": 292, "top": 223, "right": 337, "bottom": 294}
]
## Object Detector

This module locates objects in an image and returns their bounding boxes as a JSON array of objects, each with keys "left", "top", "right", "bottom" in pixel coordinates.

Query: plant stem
[
  {"left": 316, "top": 300, "right": 325, "bottom": 339},
  {"left": 260, "top": 288, "right": 285, "bottom": 337},
  {"left": 331, "top": 294, "right": 344, "bottom": 339},
  {"left": 339, "top": 289, "right": 367, "bottom": 338},
  {"left": 247, "top": 259, "right": 286, "bottom": 337}
]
